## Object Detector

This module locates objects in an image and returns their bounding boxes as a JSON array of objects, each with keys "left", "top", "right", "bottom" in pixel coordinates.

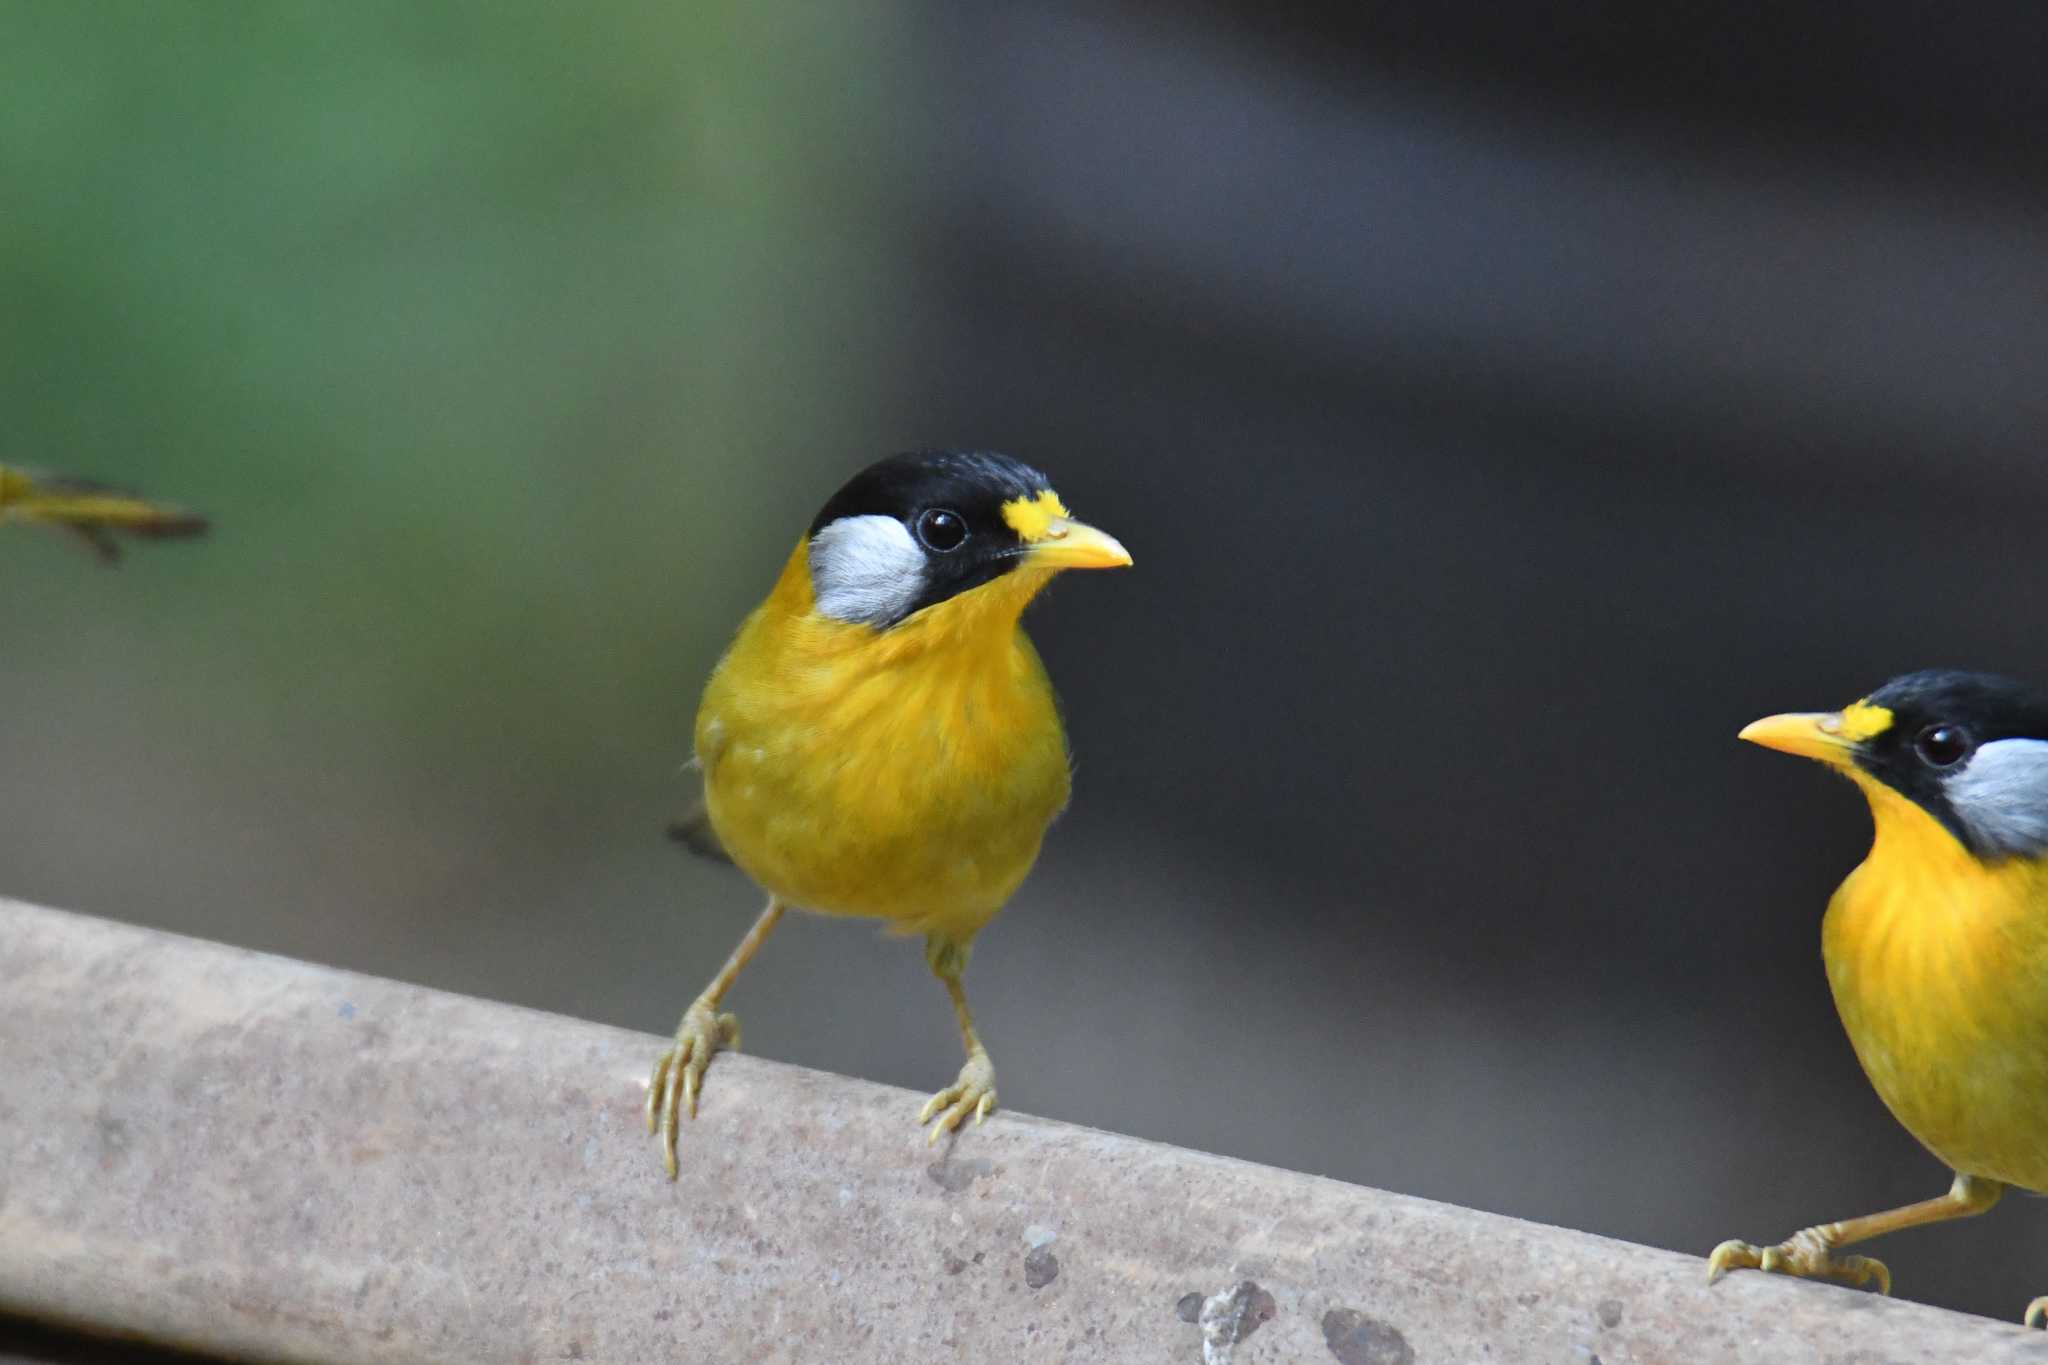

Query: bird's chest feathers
[
  {"left": 1824, "top": 785, "right": 2048, "bottom": 1184},
  {"left": 695, "top": 563, "right": 1071, "bottom": 925}
]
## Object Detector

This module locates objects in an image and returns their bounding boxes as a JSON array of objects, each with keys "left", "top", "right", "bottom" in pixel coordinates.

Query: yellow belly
[
  {"left": 1823, "top": 786, "right": 2048, "bottom": 1189},
  {"left": 692, "top": 547, "right": 1073, "bottom": 940}
]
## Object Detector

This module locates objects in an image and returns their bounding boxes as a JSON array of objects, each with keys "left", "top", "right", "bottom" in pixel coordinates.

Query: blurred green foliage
[{"left": 0, "top": 2, "right": 916, "bottom": 991}]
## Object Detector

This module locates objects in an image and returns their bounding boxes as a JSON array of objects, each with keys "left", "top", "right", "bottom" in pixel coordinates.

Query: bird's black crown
[
  {"left": 1863, "top": 669, "right": 2048, "bottom": 749},
  {"left": 809, "top": 451, "right": 1053, "bottom": 537}
]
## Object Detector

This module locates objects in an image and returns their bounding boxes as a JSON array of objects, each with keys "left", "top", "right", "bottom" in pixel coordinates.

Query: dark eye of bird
[
  {"left": 1914, "top": 724, "right": 1972, "bottom": 768},
  {"left": 915, "top": 508, "right": 968, "bottom": 552}
]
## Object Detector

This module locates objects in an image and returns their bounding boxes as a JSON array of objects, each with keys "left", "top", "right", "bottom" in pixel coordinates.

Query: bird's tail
[
  {"left": 0, "top": 466, "right": 210, "bottom": 563},
  {"left": 665, "top": 799, "right": 733, "bottom": 866}
]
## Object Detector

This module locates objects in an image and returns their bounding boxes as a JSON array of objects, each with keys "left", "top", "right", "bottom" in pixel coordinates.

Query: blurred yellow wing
[{"left": 0, "top": 465, "right": 209, "bottom": 562}]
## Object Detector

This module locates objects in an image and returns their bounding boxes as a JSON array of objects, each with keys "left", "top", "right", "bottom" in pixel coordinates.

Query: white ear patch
[
  {"left": 809, "top": 514, "right": 926, "bottom": 626},
  {"left": 1948, "top": 738, "right": 2048, "bottom": 859}
]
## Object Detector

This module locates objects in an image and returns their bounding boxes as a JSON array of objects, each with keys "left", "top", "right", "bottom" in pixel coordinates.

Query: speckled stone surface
[{"left": 0, "top": 898, "right": 2035, "bottom": 1363}]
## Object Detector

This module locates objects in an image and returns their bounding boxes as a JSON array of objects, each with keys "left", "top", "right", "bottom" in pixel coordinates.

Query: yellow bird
[
  {"left": 1710, "top": 670, "right": 2048, "bottom": 1325},
  {"left": 647, "top": 450, "right": 1131, "bottom": 1178},
  {"left": 0, "top": 465, "right": 207, "bottom": 561}
]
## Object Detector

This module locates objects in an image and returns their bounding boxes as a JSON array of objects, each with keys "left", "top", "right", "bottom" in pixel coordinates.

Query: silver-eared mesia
[
  {"left": 647, "top": 451, "right": 1130, "bottom": 1179},
  {"left": 1712, "top": 670, "right": 2048, "bottom": 1326}
]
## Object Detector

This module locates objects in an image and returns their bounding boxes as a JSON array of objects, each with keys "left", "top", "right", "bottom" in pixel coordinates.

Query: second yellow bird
[
  {"left": 648, "top": 450, "right": 1131, "bottom": 1178},
  {"left": 1711, "top": 669, "right": 2048, "bottom": 1325}
]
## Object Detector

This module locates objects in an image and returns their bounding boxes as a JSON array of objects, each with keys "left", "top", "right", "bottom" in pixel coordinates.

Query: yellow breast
[
  {"left": 1823, "top": 775, "right": 2048, "bottom": 1188},
  {"left": 693, "top": 541, "right": 1073, "bottom": 938}
]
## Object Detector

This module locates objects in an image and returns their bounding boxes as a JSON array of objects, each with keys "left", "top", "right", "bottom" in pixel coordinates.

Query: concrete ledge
[{"left": 0, "top": 898, "right": 2030, "bottom": 1363}]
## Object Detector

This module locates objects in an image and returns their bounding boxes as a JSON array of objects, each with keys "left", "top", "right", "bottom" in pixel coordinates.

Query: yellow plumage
[
  {"left": 0, "top": 464, "right": 208, "bottom": 561},
  {"left": 697, "top": 539, "right": 1071, "bottom": 937},
  {"left": 1825, "top": 772, "right": 2048, "bottom": 1190}
]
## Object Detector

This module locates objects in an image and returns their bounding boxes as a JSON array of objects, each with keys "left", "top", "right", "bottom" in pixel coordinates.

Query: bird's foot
[
  {"left": 919, "top": 1048, "right": 997, "bottom": 1143},
  {"left": 2024, "top": 1296, "right": 2048, "bottom": 1329},
  {"left": 1706, "top": 1227, "right": 1891, "bottom": 1295},
  {"left": 644, "top": 999, "right": 741, "bottom": 1180}
]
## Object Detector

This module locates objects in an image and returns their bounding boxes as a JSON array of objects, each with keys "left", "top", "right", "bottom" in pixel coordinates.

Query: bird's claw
[
  {"left": 919, "top": 1049, "right": 997, "bottom": 1143},
  {"left": 644, "top": 1000, "right": 741, "bottom": 1180},
  {"left": 1706, "top": 1229, "right": 1891, "bottom": 1296}
]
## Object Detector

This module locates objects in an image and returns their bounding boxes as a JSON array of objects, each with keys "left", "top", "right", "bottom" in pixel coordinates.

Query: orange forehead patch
[
  {"left": 1835, "top": 700, "right": 1895, "bottom": 743},
  {"left": 1000, "top": 489, "right": 1069, "bottom": 543}
]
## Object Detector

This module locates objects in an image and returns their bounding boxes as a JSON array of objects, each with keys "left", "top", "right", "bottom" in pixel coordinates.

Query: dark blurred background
[{"left": 6, "top": 0, "right": 2048, "bottom": 1325}]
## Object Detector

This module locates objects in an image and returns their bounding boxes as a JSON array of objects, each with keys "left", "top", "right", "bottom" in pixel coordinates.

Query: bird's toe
[
  {"left": 920, "top": 1052, "right": 997, "bottom": 1143},
  {"left": 1707, "top": 1230, "right": 1888, "bottom": 1295},
  {"left": 646, "top": 1000, "right": 740, "bottom": 1179},
  {"left": 1706, "top": 1240, "right": 1762, "bottom": 1284}
]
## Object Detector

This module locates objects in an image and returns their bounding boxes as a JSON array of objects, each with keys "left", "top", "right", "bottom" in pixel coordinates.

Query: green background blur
[{"left": 3, "top": 2, "right": 925, "bottom": 1008}]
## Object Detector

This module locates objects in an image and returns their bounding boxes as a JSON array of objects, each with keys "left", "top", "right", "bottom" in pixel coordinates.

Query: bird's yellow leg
[
  {"left": 917, "top": 935, "right": 998, "bottom": 1142},
  {"left": 645, "top": 896, "right": 785, "bottom": 1179},
  {"left": 1707, "top": 1172, "right": 2003, "bottom": 1296}
]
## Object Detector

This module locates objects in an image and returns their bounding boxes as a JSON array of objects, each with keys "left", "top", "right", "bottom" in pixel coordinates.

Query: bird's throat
[
  {"left": 1821, "top": 774, "right": 2048, "bottom": 1182},
  {"left": 773, "top": 539, "right": 1054, "bottom": 665},
  {"left": 1827, "top": 776, "right": 2028, "bottom": 1007}
]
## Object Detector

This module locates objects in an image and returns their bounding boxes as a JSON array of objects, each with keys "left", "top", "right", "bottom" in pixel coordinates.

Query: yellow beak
[
  {"left": 1738, "top": 712, "right": 1858, "bottom": 767},
  {"left": 1024, "top": 517, "right": 1132, "bottom": 571}
]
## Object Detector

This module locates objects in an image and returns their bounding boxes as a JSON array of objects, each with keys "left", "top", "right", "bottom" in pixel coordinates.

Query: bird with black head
[
  {"left": 648, "top": 450, "right": 1131, "bottom": 1179},
  {"left": 1711, "top": 669, "right": 2048, "bottom": 1325}
]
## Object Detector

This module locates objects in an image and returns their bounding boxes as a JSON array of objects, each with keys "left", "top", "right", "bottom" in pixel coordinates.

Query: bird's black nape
[{"left": 804, "top": 451, "right": 1059, "bottom": 628}]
